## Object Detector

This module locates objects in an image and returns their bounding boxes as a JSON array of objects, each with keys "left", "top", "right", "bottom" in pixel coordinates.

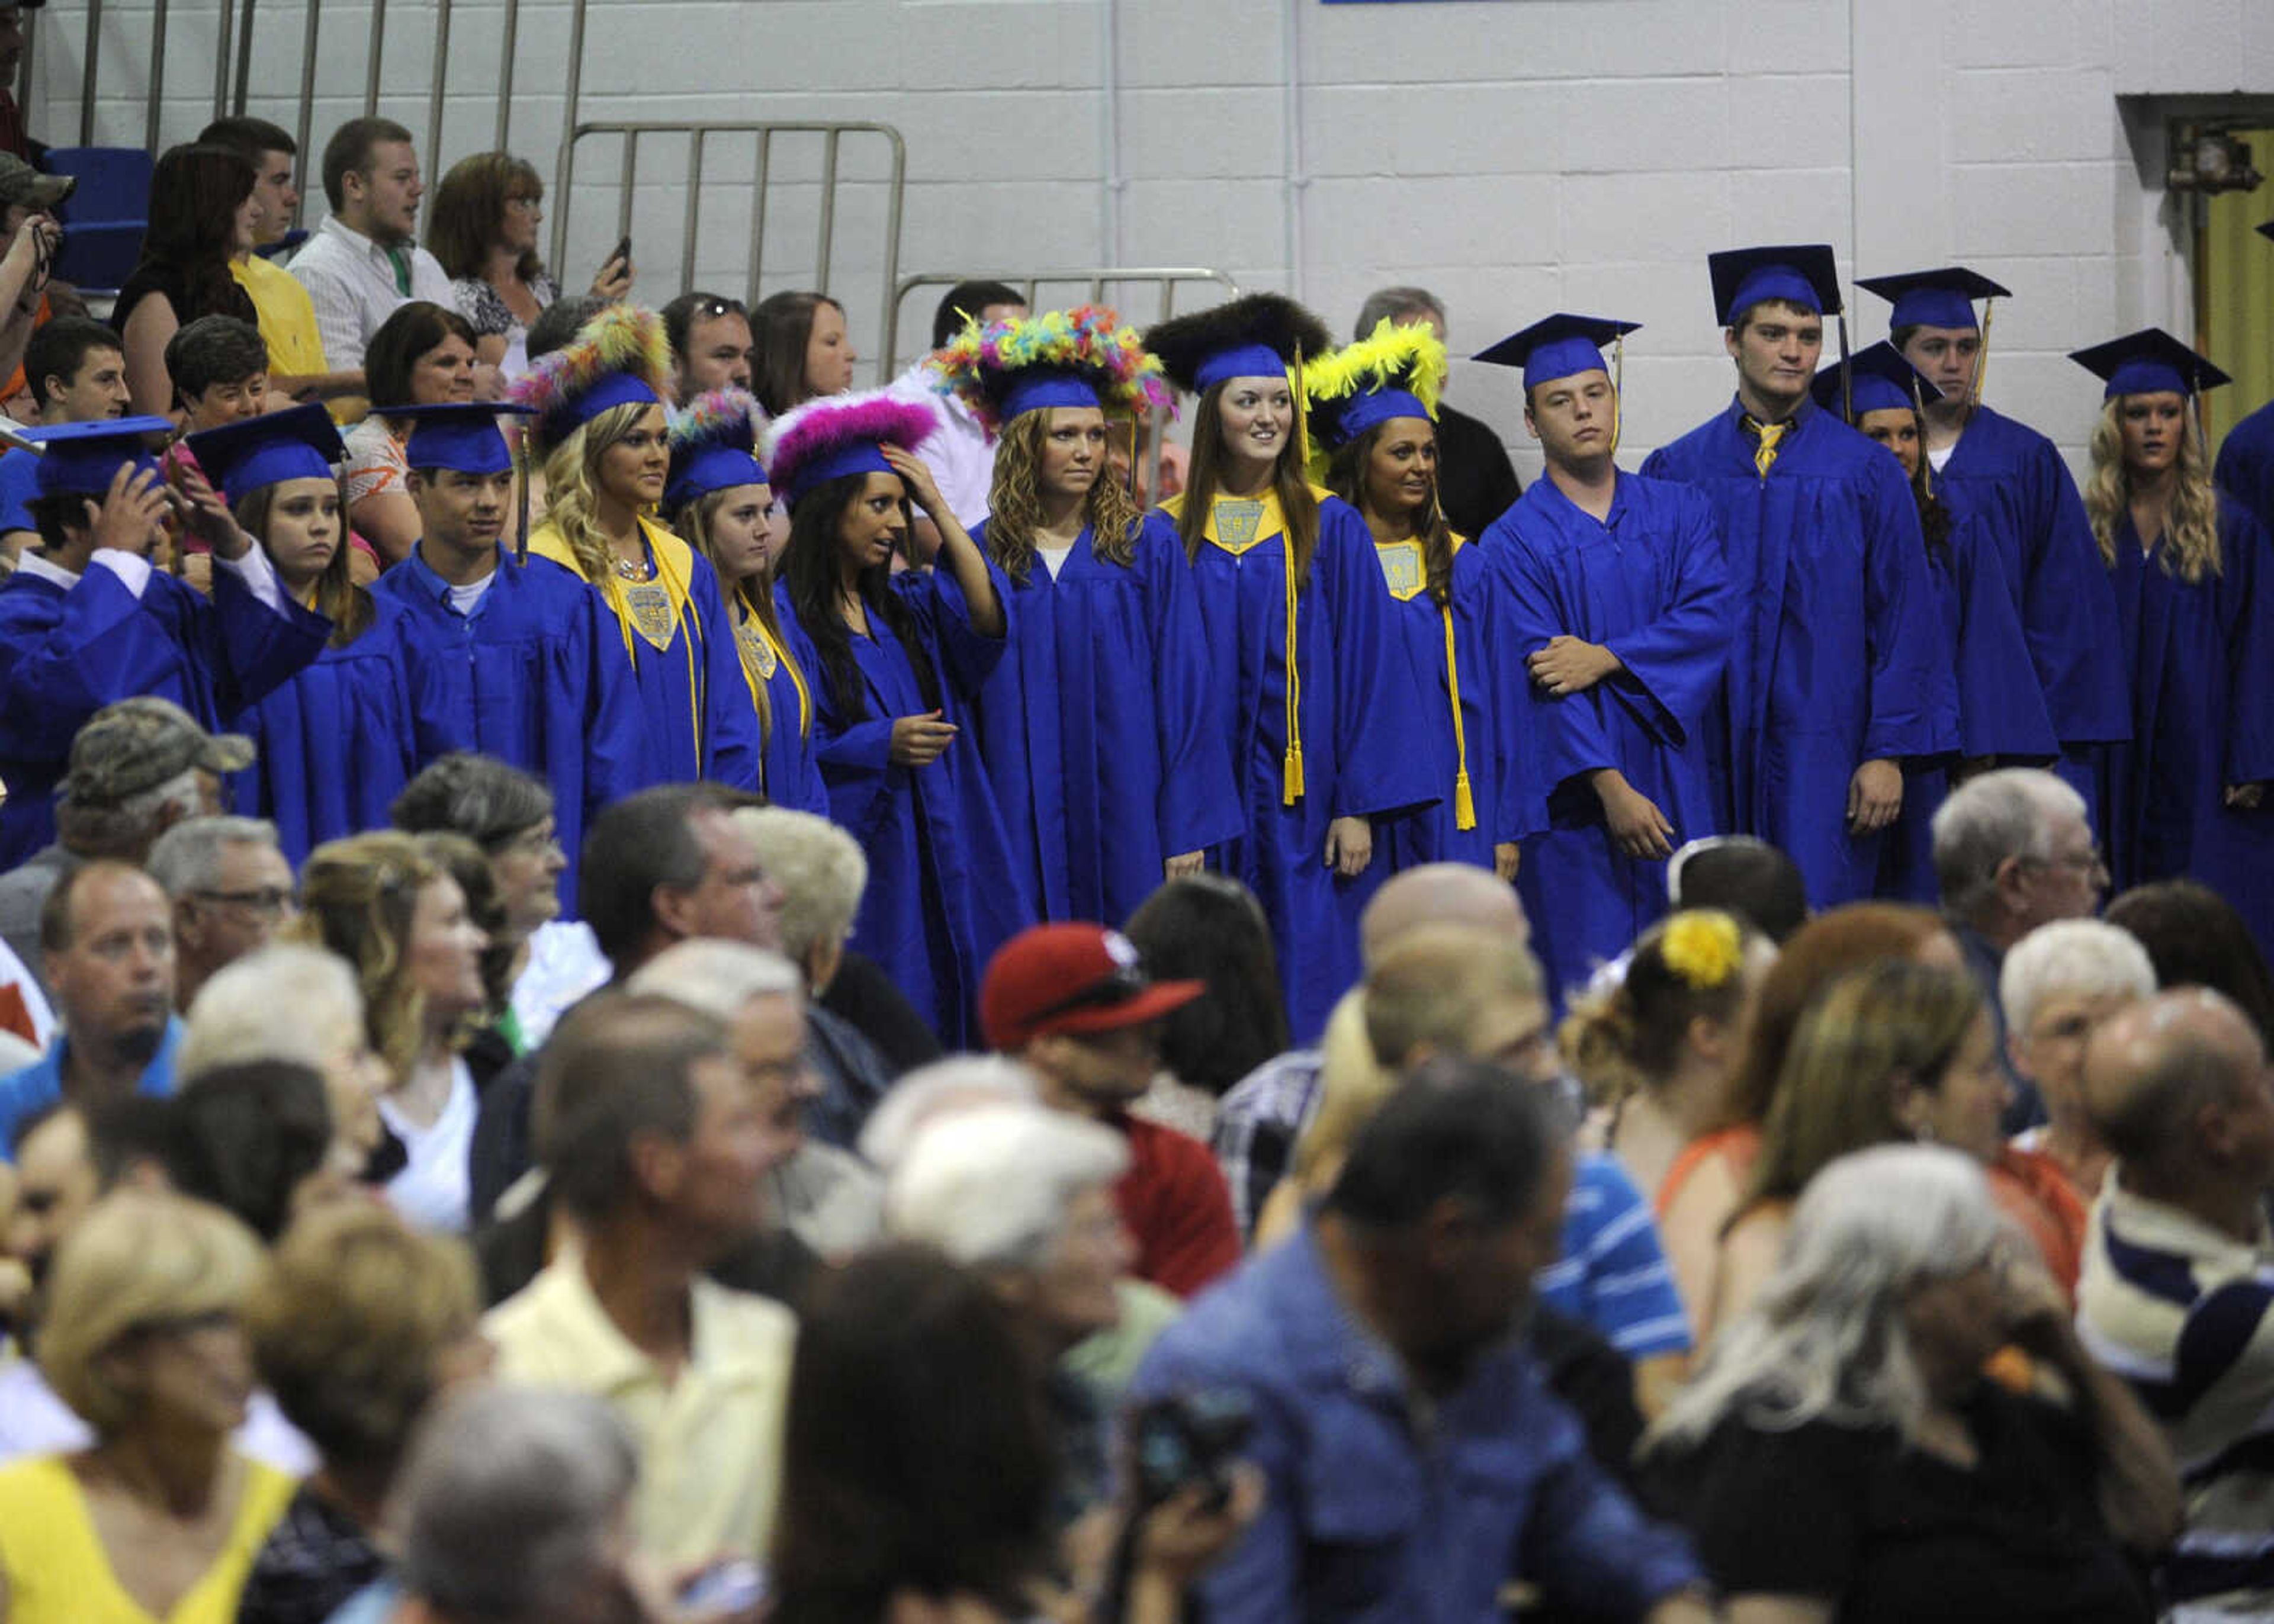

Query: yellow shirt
[
  {"left": 0, "top": 1453, "right": 295, "bottom": 1624},
  {"left": 231, "top": 256, "right": 362, "bottom": 423},
  {"left": 483, "top": 1250, "right": 797, "bottom": 1568}
]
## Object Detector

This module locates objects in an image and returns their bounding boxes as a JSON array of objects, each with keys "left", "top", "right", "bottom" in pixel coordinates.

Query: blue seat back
[{"left": 44, "top": 146, "right": 156, "bottom": 224}]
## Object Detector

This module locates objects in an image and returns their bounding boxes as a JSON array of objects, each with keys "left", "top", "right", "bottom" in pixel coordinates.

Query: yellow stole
[
  {"left": 729, "top": 590, "right": 813, "bottom": 745},
  {"left": 528, "top": 514, "right": 708, "bottom": 760},
  {"left": 1371, "top": 531, "right": 1478, "bottom": 832}
]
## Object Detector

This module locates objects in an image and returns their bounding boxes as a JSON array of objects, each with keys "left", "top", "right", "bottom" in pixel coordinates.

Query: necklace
[{"left": 613, "top": 551, "right": 653, "bottom": 581}]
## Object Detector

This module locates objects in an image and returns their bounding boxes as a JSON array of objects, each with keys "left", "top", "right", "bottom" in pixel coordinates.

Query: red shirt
[{"left": 1112, "top": 1112, "right": 1241, "bottom": 1298}]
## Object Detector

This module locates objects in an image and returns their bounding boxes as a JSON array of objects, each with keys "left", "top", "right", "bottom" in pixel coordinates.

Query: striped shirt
[
  {"left": 287, "top": 214, "right": 454, "bottom": 372},
  {"left": 2076, "top": 1181, "right": 2274, "bottom": 1613},
  {"left": 1538, "top": 1151, "right": 1694, "bottom": 1361}
]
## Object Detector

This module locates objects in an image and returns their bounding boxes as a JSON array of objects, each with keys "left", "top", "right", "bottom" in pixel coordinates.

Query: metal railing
[
  {"left": 551, "top": 120, "right": 907, "bottom": 365},
  {"left": 881, "top": 267, "right": 1240, "bottom": 375}
]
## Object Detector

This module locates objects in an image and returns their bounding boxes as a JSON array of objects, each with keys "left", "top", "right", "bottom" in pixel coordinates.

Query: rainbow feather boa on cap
[
  {"left": 509, "top": 302, "right": 674, "bottom": 440},
  {"left": 762, "top": 389, "right": 940, "bottom": 504},
  {"left": 926, "top": 304, "right": 1175, "bottom": 438},
  {"left": 669, "top": 387, "right": 767, "bottom": 454}
]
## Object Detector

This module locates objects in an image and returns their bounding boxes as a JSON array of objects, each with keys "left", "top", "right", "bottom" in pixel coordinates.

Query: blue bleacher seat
[
  {"left": 43, "top": 146, "right": 154, "bottom": 226},
  {"left": 52, "top": 220, "right": 144, "bottom": 296}
]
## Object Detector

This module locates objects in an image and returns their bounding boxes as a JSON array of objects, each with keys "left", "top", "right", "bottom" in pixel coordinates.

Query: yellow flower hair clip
[{"left": 1659, "top": 910, "right": 1744, "bottom": 990}]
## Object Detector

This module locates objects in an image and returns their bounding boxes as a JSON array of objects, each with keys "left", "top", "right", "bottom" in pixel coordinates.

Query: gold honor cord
[
  {"left": 1441, "top": 594, "right": 1476, "bottom": 830},
  {"left": 1973, "top": 298, "right": 1996, "bottom": 407},
  {"left": 1610, "top": 335, "right": 1625, "bottom": 459},
  {"left": 1838, "top": 311, "right": 1854, "bottom": 426},
  {"left": 1913, "top": 373, "right": 1934, "bottom": 500},
  {"left": 1283, "top": 346, "right": 1309, "bottom": 805}
]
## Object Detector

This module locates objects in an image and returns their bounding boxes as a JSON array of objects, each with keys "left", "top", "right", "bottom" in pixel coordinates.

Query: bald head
[
  {"left": 1360, "top": 865, "right": 1527, "bottom": 968},
  {"left": 2082, "top": 988, "right": 2271, "bottom": 1190}
]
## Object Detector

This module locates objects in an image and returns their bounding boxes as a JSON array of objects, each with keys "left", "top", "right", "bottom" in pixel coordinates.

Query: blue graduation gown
[
  {"left": 230, "top": 591, "right": 422, "bottom": 867},
  {"left": 1369, "top": 536, "right": 1504, "bottom": 875},
  {"left": 721, "top": 593, "right": 829, "bottom": 817},
  {"left": 971, "top": 510, "right": 1241, "bottom": 925},
  {"left": 1480, "top": 472, "right": 1732, "bottom": 1002},
  {"left": 778, "top": 562, "right": 1035, "bottom": 1049},
  {"left": 1640, "top": 400, "right": 1958, "bottom": 908},
  {"left": 370, "top": 545, "right": 646, "bottom": 915},
  {"left": 2100, "top": 502, "right": 2274, "bottom": 956},
  {"left": 1166, "top": 488, "right": 1439, "bottom": 1041},
  {"left": 1936, "top": 406, "right": 2129, "bottom": 808},
  {"left": 2215, "top": 396, "right": 2274, "bottom": 534},
  {"left": 0, "top": 556, "right": 329, "bottom": 868}
]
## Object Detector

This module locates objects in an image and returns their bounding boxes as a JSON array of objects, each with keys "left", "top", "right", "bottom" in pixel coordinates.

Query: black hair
[
  {"left": 930, "top": 280, "right": 1023, "bottom": 349},
  {"left": 164, "top": 314, "right": 268, "bottom": 403},
  {"left": 1669, "top": 837, "right": 1809, "bottom": 946},
  {"left": 1123, "top": 874, "right": 1290, "bottom": 1094},
  {"left": 160, "top": 1060, "right": 334, "bottom": 1242},
  {"left": 576, "top": 782, "right": 726, "bottom": 965},
  {"left": 2106, "top": 880, "right": 2274, "bottom": 1046},
  {"left": 25, "top": 316, "right": 123, "bottom": 409},
  {"left": 197, "top": 115, "right": 297, "bottom": 160},
  {"left": 1325, "top": 1054, "right": 1557, "bottom": 1233},
  {"left": 780, "top": 472, "right": 942, "bottom": 722},
  {"left": 661, "top": 290, "right": 748, "bottom": 360},
  {"left": 365, "top": 300, "right": 478, "bottom": 411},
  {"left": 390, "top": 753, "right": 553, "bottom": 851}
]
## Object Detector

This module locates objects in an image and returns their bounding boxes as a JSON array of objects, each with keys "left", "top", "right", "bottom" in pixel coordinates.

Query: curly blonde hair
[
  {"left": 983, "top": 409, "right": 1144, "bottom": 582},
  {"left": 2084, "top": 397, "right": 2221, "bottom": 583},
  {"left": 538, "top": 400, "right": 654, "bottom": 586},
  {"left": 290, "top": 831, "right": 451, "bottom": 1082}
]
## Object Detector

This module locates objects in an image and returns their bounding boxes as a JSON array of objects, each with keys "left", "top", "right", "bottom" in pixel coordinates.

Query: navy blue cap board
[
  {"left": 1473, "top": 314, "right": 1643, "bottom": 393},
  {"left": 1708, "top": 245, "right": 1843, "bottom": 327},
  {"left": 1854, "top": 267, "right": 2013, "bottom": 335},
  {"left": 397, "top": 402, "right": 539, "bottom": 475},
  {"left": 184, "top": 403, "right": 345, "bottom": 503},
  {"left": 1811, "top": 340, "right": 1944, "bottom": 420},
  {"left": 2067, "top": 328, "right": 2231, "bottom": 400},
  {"left": 27, "top": 415, "right": 173, "bottom": 499}
]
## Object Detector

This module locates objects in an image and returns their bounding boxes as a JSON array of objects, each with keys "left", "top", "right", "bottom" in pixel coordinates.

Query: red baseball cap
[{"left": 979, "top": 922, "right": 1205, "bottom": 1053}]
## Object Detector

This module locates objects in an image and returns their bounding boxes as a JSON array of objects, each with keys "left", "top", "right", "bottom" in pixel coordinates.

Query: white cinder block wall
[{"left": 27, "top": 0, "right": 2274, "bottom": 480}]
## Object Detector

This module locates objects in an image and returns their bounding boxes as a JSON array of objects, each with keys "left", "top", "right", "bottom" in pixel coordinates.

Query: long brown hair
[
  {"left": 2084, "top": 397, "right": 2221, "bottom": 583},
  {"left": 675, "top": 485, "right": 787, "bottom": 739},
  {"left": 751, "top": 291, "right": 844, "bottom": 417},
  {"left": 1325, "top": 416, "right": 1456, "bottom": 605},
  {"left": 233, "top": 477, "right": 372, "bottom": 647},
  {"left": 983, "top": 409, "right": 1144, "bottom": 583},
  {"left": 137, "top": 143, "right": 256, "bottom": 324},
  {"left": 1175, "top": 381, "right": 1321, "bottom": 590},
  {"left": 425, "top": 150, "right": 546, "bottom": 285},
  {"left": 291, "top": 831, "right": 451, "bottom": 1082}
]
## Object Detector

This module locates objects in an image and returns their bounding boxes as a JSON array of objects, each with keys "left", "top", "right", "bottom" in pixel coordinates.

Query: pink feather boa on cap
[{"left": 762, "top": 390, "right": 939, "bottom": 497}]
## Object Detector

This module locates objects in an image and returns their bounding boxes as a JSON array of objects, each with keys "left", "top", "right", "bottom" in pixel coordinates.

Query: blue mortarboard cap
[
  {"left": 666, "top": 392, "right": 770, "bottom": 512},
  {"left": 1000, "top": 368, "right": 1104, "bottom": 423},
  {"left": 1473, "top": 314, "right": 1642, "bottom": 392},
  {"left": 400, "top": 403, "right": 537, "bottom": 475},
  {"left": 183, "top": 403, "right": 345, "bottom": 503},
  {"left": 28, "top": 416, "right": 174, "bottom": 499},
  {"left": 1708, "top": 245, "right": 1843, "bottom": 326},
  {"left": 2067, "top": 328, "right": 2231, "bottom": 400},
  {"left": 1810, "top": 340, "right": 1944, "bottom": 420},
  {"left": 1854, "top": 267, "right": 2012, "bottom": 334}
]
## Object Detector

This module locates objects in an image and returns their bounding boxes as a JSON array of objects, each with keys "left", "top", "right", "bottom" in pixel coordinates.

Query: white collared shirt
[
  {"left": 886, "top": 361, "right": 997, "bottom": 529},
  {"left": 287, "top": 214, "right": 454, "bottom": 372},
  {"left": 16, "top": 544, "right": 285, "bottom": 609}
]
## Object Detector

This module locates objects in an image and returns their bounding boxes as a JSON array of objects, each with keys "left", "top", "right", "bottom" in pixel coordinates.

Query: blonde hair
[
  {"left": 538, "top": 400, "right": 654, "bottom": 587},
  {"left": 1290, "top": 990, "right": 1389, "bottom": 1188},
  {"left": 1562, "top": 909, "right": 1756, "bottom": 1108},
  {"left": 733, "top": 806, "right": 868, "bottom": 964},
  {"left": 38, "top": 1190, "right": 264, "bottom": 1436},
  {"left": 676, "top": 483, "right": 789, "bottom": 741},
  {"left": 290, "top": 831, "right": 451, "bottom": 1081},
  {"left": 984, "top": 408, "right": 1145, "bottom": 582},
  {"left": 245, "top": 1202, "right": 480, "bottom": 1472},
  {"left": 2084, "top": 397, "right": 2221, "bottom": 583}
]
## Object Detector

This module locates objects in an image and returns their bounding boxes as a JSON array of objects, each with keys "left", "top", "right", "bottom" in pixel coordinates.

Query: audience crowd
[{"left": 0, "top": 70, "right": 2271, "bottom": 1624}]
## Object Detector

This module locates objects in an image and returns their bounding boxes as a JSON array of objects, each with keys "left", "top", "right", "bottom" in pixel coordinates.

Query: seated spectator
[
  {"left": 750, "top": 288, "right": 856, "bottom": 416},
  {"left": 145, "top": 815, "right": 297, "bottom": 1009},
  {"left": 2000, "top": 918, "right": 2157, "bottom": 1202},
  {"left": 1123, "top": 873, "right": 1290, "bottom": 1146},
  {"left": 1663, "top": 832, "right": 1810, "bottom": 944},
  {"left": 197, "top": 115, "right": 364, "bottom": 407},
  {"left": 524, "top": 290, "right": 609, "bottom": 365},
  {"left": 981, "top": 922, "right": 1239, "bottom": 1298},
  {"left": 1135, "top": 1059, "right": 1710, "bottom": 1623},
  {"left": 0, "top": 151, "right": 70, "bottom": 404},
  {"left": 2104, "top": 877, "right": 2274, "bottom": 1045},
  {"left": 885, "top": 279, "right": 1026, "bottom": 531},
  {"left": 483, "top": 992, "right": 798, "bottom": 1570},
  {"left": 165, "top": 313, "right": 269, "bottom": 433},
  {"left": 287, "top": 117, "right": 453, "bottom": 377},
  {"left": 1648, "top": 1144, "right": 2178, "bottom": 1624},
  {"left": 160, "top": 1057, "right": 342, "bottom": 1239},
  {"left": 0, "top": 8, "right": 30, "bottom": 163},
  {"left": 0, "top": 190, "right": 60, "bottom": 417},
  {"left": 294, "top": 831, "right": 492, "bottom": 1232},
  {"left": 0, "top": 697, "right": 236, "bottom": 996},
  {"left": 733, "top": 803, "right": 902, "bottom": 1148},
  {"left": 427, "top": 151, "right": 630, "bottom": 381},
  {"left": 1658, "top": 901, "right": 1961, "bottom": 1343},
  {"left": 663, "top": 290, "right": 753, "bottom": 397},
  {"left": 353, "top": 1385, "right": 639, "bottom": 1624},
  {"left": 238, "top": 1202, "right": 487, "bottom": 1624},
  {"left": 1355, "top": 285, "right": 1523, "bottom": 539},
  {"left": 0, "top": 316, "right": 129, "bottom": 561},
  {"left": 0, "top": 862, "right": 182, "bottom": 1154},
  {"left": 390, "top": 752, "right": 599, "bottom": 1051},
  {"left": 177, "top": 942, "right": 390, "bottom": 1185},
  {"left": 114, "top": 143, "right": 265, "bottom": 416},
  {"left": 342, "top": 300, "right": 483, "bottom": 565},
  {"left": 1213, "top": 861, "right": 1531, "bottom": 1240},
  {"left": 1719, "top": 959, "right": 2085, "bottom": 1334},
  {"left": 1933, "top": 767, "right": 2109, "bottom": 1129},
  {"left": 1562, "top": 909, "right": 1777, "bottom": 1217},
  {"left": 2079, "top": 988, "right": 2274, "bottom": 1616},
  {"left": 0, "top": 1190, "right": 297, "bottom": 1623}
]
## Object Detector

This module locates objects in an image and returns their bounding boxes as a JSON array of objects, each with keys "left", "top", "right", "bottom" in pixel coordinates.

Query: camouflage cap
[
  {"left": 0, "top": 153, "right": 73, "bottom": 214},
  {"left": 60, "top": 697, "right": 255, "bottom": 808}
]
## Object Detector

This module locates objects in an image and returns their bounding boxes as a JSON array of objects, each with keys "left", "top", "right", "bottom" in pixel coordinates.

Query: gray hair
[
  {"left": 178, "top": 943, "right": 362, "bottom": 1083},
  {"left": 1646, "top": 1145, "right": 2009, "bottom": 1455},
  {"left": 857, "top": 1054, "right": 1037, "bottom": 1173},
  {"left": 1354, "top": 286, "right": 1445, "bottom": 342},
  {"left": 732, "top": 806, "right": 868, "bottom": 964},
  {"left": 1930, "top": 768, "right": 2086, "bottom": 921},
  {"left": 145, "top": 815, "right": 281, "bottom": 898},
  {"left": 391, "top": 1385, "right": 638, "bottom": 1624},
  {"left": 884, "top": 1103, "right": 1128, "bottom": 1271},
  {"left": 2000, "top": 918, "right": 2157, "bottom": 1038},
  {"left": 625, "top": 937, "right": 801, "bottom": 1021}
]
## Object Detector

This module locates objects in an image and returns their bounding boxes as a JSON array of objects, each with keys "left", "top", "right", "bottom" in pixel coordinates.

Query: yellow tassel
[
  {"left": 1284, "top": 743, "right": 1305, "bottom": 803},
  {"left": 1454, "top": 770, "right": 1476, "bottom": 832}
]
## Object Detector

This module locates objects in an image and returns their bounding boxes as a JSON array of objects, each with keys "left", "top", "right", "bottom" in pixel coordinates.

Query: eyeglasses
[
  {"left": 192, "top": 886, "right": 297, "bottom": 916},
  {"left": 504, "top": 194, "right": 542, "bottom": 213},
  {"left": 2023, "top": 845, "right": 2106, "bottom": 878},
  {"left": 493, "top": 824, "right": 562, "bottom": 858}
]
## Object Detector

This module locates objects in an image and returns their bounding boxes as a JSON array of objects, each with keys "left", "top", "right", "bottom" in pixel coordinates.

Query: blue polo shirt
[
  {"left": 0, "top": 1017, "right": 182, "bottom": 1157},
  {"left": 1131, "top": 1224, "right": 1702, "bottom": 1623}
]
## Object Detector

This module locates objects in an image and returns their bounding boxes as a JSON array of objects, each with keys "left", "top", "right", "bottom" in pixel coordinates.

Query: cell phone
[
  {"left": 677, "top": 1559, "right": 765, "bottom": 1614},
  {"left": 608, "top": 233, "right": 632, "bottom": 271}
]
